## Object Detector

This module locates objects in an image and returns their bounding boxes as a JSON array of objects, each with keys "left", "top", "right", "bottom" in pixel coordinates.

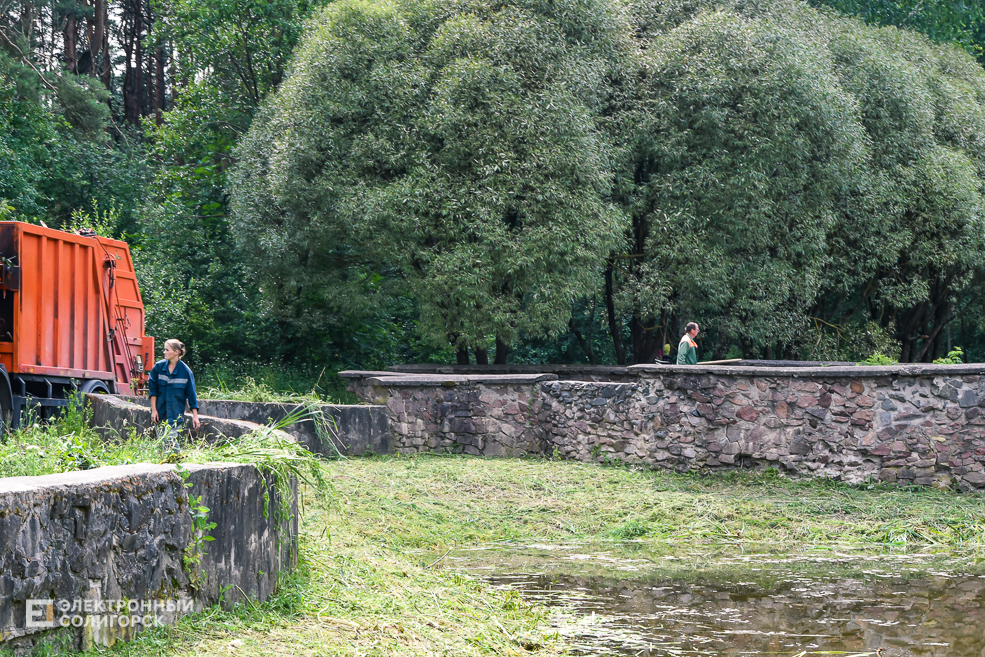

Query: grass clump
[
  {"left": 197, "top": 365, "right": 358, "bottom": 404},
  {"left": 0, "top": 401, "right": 166, "bottom": 478}
]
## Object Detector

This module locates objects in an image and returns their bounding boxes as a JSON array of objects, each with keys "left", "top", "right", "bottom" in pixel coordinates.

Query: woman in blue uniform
[{"left": 148, "top": 339, "right": 201, "bottom": 450}]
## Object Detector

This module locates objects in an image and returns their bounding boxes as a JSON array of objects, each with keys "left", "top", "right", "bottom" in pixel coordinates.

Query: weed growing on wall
[{"left": 182, "top": 405, "right": 333, "bottom": 542}]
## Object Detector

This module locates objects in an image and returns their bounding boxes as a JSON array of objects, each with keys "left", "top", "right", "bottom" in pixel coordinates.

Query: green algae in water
[{"left": 448, "top": 543, "right": 985, "bottom": 656}]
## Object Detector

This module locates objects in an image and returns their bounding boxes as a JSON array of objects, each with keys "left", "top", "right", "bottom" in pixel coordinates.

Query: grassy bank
[
  {"left": 326, "top": 455, "right": 985, "bottom": 551},
  {"left": 4, "top": 451, "right": 985, "bottom": 654},
  {"left": 76, "top": 454, "right": 984, "bottom": 657}
]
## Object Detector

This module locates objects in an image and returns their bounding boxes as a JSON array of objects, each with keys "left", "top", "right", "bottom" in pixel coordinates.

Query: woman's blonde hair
[{"left": 164, "top": 339, "right": 185, "bottom": 358}]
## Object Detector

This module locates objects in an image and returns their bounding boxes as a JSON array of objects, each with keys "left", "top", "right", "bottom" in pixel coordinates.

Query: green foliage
[
  {"left": 934, "top": 346, "right": 965, "bottom": 364},
  {"left": 0, "top": 43, "right": 149, "bottom": 234},
  {"left": 67, "top": 198, "right": 119, "bottom": 237},
  {"left": 176, "top": 465, "right": 218, "bottom": 589},
  {"left": 603, "top": 0, "right": 985, "bottom": 363},
  {"left": 7, "top": 0, "right": 985, "bottom": 368},
  {"left": 0, "top": 398, "right": 166, "bottom": 477},
  {"left": 862, "top": 352, "right": 898, "bottom": 366},
  {"left": 231, "top": 0, "right": 627, "bottom": 353},
  {"left": 137, "top": 0, "right": 334, "bottom": 367},
  {"left": 0, "top": 50, "right": 57, "bottom": 218},
  {"left": 807, "top": 320, "right": 901, "bottom": 362},
  {"left": 809, "top": 0, "right": 985, "bottom": 61},
  {"left": 617, "top": 1, "right": 868, "bottom": 352}
]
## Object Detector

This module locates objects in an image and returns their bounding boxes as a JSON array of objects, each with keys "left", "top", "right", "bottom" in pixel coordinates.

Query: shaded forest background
[{"left": 2, "top": 0, "right": 985, "bottom": 394}]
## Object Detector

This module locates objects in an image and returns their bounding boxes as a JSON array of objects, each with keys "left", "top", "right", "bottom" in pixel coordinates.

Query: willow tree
[
  {"left": 609, "top": 1, "right": 866, "bottom": 361},
  {"left": 230, "top": 0, "right": 627, "bottom": 362},
  {"left": 612, "top": 0, "right": 985, "bottom": 362}
]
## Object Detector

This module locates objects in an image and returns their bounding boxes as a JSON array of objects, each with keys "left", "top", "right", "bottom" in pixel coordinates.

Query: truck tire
[{"left": 80, "top": 380, "right": 111, "bottom": 395}]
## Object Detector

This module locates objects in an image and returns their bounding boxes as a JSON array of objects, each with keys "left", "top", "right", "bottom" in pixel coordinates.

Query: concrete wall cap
[
  {"left": 386, "top": 364, "right": 630, "bottom": 375},
  {"left": 628, "top": 363, "right": 985, "bottom": 377},
  {"left": 366, "top": 373, "right": 558, "bottom": 387},
  {"left": 0, "top": 461, "right": 247, "bottom": 495},
  {"left": 337, "top": 370, "right": 394, "bottom": 379}
]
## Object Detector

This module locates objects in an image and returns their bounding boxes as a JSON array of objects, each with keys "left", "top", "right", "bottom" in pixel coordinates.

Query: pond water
[{"left": 447, "top": 544, "right": 985, "bottom": 656}]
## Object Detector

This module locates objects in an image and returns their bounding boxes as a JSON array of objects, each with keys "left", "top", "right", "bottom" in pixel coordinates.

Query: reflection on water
[{"left": 454, "top": 547, "right": 985, "bottom": 656}]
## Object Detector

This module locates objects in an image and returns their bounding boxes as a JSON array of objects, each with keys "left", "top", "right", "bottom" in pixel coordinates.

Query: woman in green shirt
[{"left": 677, "top": 323, "right": 700, "bottom": 365}]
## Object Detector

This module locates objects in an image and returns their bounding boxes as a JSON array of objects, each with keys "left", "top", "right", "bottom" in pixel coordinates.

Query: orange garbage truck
[{"left": 0, "top": 221, "right": 154, "bottom": 428}]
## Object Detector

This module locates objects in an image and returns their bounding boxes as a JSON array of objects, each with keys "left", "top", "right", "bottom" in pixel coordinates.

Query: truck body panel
[{"left": 0, "top": 222, "right": 153, "bottom": 409}]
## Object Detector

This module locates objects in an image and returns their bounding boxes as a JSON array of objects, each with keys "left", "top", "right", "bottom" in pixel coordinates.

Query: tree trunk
[
  {"left": 63, "top": 13, "right": 77, "bottom": 73},
  {"left": 100, "top": 10, "right": 110, "bottom": 89},
  {"left": 630, "top": 310, "right": 659, "bottom": 364},
  {"left": 494, "top": 336, "right": 509, "bottom": 365},
  {"left": 134, "top": 0, "right": 144, "bottom": 119},
  {"left": 897, "top": 300, "right": 927, "bottom": 363},
  {"left": 569, "top": 319, "right": 596, "bottom": 365},
  {"left": 123, "top": 0, "right": 138, "bottom": 124},
  {"left": 89, "top": 0, "right": 104, "bottom": 78},
  {"left": 604, "top": 264, "right": 626, "bottom": 365},
  {"left": 20, "top": 2, "right": 33, "bottom": 44},
  {"left": 155, "top": 42, "right": 166, "bottom": 122},
  {"left": 456, "top": 345, "right": 469, "bottom": 365},
  {"left": 914, "top": 302, "right": 953, "bottom": 363},
  {"left": 474, "top": 348, "right": 488, "bottom": 365}
]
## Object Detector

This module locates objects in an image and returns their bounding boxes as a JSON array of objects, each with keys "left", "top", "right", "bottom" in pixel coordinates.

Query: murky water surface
[{"left": 447, "top": 544, "right": 985, "bottom": 656}]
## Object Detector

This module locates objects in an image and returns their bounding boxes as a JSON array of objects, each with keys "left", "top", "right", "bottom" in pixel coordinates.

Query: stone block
[
  {"left": 736, "top": 406, "right": 760, "bottom": 422},
  {"left": 961, "top": 472, "right": 985, "bottom": 487}
]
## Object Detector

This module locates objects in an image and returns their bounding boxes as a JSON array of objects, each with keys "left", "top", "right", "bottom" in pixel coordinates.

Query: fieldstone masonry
[
  {"left": 0, "top": 463, "right": 295, "bottom": 652},
  {"left": 341, "top": 363, "right": 985, "bottom": 491}
]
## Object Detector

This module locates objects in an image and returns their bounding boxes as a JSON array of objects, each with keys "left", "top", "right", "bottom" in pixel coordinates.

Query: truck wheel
[
  {"left": 75, "top": 380, "right": 111, "bottom": 418},
  {"left": 80, "top": 380, "right": 111, "bottom": 395}
]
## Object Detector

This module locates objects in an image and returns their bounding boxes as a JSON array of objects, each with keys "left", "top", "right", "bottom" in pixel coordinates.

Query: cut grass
[
  {"left": 6, "top": 454, "right": 985, "bottom": 655},
  {"left": 326, "top": 454, "right": 985, "bottom": 553},
  {"left": 86, "top": 454, "right": 985, "bottom": 657}
]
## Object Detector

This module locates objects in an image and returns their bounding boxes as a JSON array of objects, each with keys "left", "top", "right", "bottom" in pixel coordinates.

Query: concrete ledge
[
  {"left": 86, "top": 395, "right": 390, "bottom": 456},
  {"left": 343, "top": 371, "right": 559, "bottom": 387},
  {"left": 0, "top": 462, "right": 294, "bottom": 652},
  {"left": 383, "top": 364, "right": 634, "bottom": 380},
  {"left": 191, "top": 399, "right": 390, "bottom": 456},
  {"left": 629, "top": 363, "right": 985, "bottom": 377},
  {"left": 86, "top": 395, "right": 296, "bottom": 446}
]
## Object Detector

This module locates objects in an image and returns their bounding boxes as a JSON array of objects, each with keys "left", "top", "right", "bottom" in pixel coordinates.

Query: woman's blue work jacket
[{"left": 147, "top": 359, "right": 199, "bottom": 424}]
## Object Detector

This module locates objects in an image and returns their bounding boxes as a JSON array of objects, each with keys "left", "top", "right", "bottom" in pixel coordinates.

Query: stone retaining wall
[
  {"left": 0, "top": 463, "right": 294, "bottom": 652},
  {"left": 88, "top": 395, "right": 391, "bottom": 457},
  {"left": 340, "top": 364, "right": 985, "bottom": 491}
]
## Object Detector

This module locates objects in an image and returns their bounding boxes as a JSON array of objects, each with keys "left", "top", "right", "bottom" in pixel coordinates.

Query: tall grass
[
  {"left": 0, "top": 400, "right": 166, "bottom": 478},
  {"left": 196, "top": 364, "right": 358, "bottom": 404}
]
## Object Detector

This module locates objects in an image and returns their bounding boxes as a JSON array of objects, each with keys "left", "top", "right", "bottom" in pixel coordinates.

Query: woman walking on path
[{"left": 148, "top": 339, "right": 201, "bottom": 451}]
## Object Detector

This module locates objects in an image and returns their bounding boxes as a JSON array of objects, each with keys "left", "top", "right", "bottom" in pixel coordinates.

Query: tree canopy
[
  {"left": 7, "top": 0, "right": 985, "bottom": 377},
  {"left": 231, "top": 0, "right": 627, "bottom": 362},
  {"left": 231, "top": 0, "right": 985, "bottom": 364}
]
